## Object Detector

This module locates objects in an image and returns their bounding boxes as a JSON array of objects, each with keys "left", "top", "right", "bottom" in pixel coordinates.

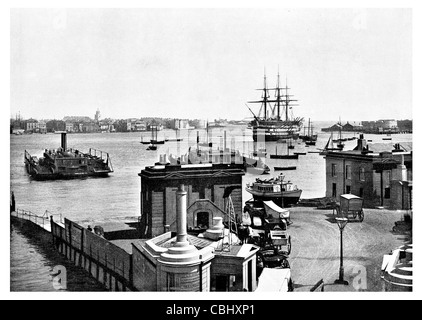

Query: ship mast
[
  {"left": 283, "top": 78, "right": 297, "bottom": 122},
  {"left": 275, "top": 71, "right": 282, "bottom": 121},
  {"left": 308, "top": 118, "right": 311, "bottom": 137},
  {"left": 268, "top": 75, "right": 299, "bottom": 122},
  {"left": 248, "top": 70, "right": 271, "bottom": 121}
]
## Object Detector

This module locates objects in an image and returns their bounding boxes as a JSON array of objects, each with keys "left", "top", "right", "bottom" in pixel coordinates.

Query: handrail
[{"left": 12, "top": 208, "right": 64, "bottom": 225}]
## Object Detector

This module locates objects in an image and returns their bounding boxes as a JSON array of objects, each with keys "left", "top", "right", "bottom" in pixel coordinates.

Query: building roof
[
  {"left": 367, "top": 142, "right": 412, "bottom": 154},
  {"left": 63, "top": 116, "right": 93, "bottom": 123},
  {"left": 139, "top": 162, "right": 245, "bottom": 180}
]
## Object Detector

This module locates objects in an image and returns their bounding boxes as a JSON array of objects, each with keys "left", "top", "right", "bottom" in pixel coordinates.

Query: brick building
[
  {"left": 324, "top": 135, "right": 412, "bottom": 209},
  {"left": 138, "top": 160, "right": 245, "bottom": 239},
  {"left": 25, "top": 118, "right": 39, "bottom": 133},
  {"left": 131, "top": 184, "right": 259, "bottom": 292}
]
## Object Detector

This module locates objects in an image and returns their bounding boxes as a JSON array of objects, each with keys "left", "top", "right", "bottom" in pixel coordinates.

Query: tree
[
  {"left": 114, "top": 119, "right": 128, "bottom": 132},
  {"left": 46, "top": 120, "right": 65, "bottom": 132}
]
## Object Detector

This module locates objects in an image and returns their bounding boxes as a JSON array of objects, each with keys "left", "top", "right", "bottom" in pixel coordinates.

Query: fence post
[{"left": 50, "top": 216, "right": 55, "bottom": 245}]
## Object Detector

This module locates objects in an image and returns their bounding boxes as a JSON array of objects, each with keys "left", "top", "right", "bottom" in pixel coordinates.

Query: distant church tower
[{"left": 94, "top": 109, "right": 101, "bottom": 123}]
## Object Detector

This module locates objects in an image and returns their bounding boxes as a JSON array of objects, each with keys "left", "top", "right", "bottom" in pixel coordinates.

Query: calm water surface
[{"left": 10, "top": 124, "right": 412, "bottom": 291}]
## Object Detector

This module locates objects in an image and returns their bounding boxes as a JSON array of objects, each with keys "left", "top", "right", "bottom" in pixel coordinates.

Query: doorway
[{"left": 197, "top": 212, "right": 210, "bottom": 229}]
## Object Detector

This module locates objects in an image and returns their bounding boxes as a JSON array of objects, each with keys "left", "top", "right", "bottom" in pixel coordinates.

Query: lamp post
[{"left": 334, "top": 217, "right": 349, "bottom": 285}]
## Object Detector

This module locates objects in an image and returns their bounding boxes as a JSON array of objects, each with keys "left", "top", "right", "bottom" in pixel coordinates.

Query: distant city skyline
[
  {"left": 8, "top": 111, "right": 413, "bottom": 124},
  {"left": 10, "top": 8, "right": 412, "bottom": 122}
]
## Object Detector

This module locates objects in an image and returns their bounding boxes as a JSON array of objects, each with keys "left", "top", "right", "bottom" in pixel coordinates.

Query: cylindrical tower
[{"left": 157, "top": 184, "right": 213, "bottom": 291}]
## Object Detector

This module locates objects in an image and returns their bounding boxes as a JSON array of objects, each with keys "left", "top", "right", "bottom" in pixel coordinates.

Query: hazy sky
[{"left": 10, "top": 8, "right": 412, "bottom": 121}]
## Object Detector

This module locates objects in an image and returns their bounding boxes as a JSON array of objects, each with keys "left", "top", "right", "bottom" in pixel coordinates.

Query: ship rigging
[{"left": 247, "top": 71, "right": 304, "bottom": 142}]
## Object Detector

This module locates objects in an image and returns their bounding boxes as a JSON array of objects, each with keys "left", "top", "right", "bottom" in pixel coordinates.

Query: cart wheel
[
  {"left": 359, "top": 210, "right": 364, "bottom": 222},
  {"left": 352, "top": 211, "right": 358, "bottom": 219}
]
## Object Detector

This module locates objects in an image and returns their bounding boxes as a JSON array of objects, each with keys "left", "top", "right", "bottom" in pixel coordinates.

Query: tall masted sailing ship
[{"left": 247, "top": 72, "right": 304, "bottom": 142}]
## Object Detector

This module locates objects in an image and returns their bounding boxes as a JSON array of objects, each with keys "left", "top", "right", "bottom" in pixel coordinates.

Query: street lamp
[{"left": 334, "top": 217, "right": 349, "bottom": 285}]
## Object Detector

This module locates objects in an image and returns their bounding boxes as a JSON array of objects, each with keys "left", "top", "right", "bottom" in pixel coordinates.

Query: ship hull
[
  {"left": 24, "top": 150, "right": 113, "bottom": 181},
  {"left": 246, "top": 187, "right": 302, "bottom": 207},
  {"left": 27, "top": 172, "right": 110, "bottom": 181},
  {"left": 24, "top": 162, "right": 111, "bottom": 180},
  {"left": 252, "top": 131, "right": 300, "bottom": 142},
  {"left": 251, "top": 121, "right": 302, "bottom": 142},
  {"left": 269, "top": 154, "right": 299, "bottom": 159}
]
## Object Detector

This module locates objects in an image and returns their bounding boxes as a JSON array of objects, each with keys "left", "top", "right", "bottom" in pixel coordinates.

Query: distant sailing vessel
[
  {"left": 145, "top": 125, "right": 163, "bottom": 150},
  {"left": 270, "top": 142, "right": 299, "bottom": 159},
  {"left": 24, "top": 132, "right": 113, "bottom": 180},
  {"left": 319, "top": 132, "right": 343, "bottom": 154},
  {"left": 300, "top": 118, "right": 318, "bottom": 145},
  {"left": 287, "top": 139, "right": 295, "bottom": 150},
  {"left": 141, "top": 125, "right": 165, "bottom": 145},
  {"left": 247, "top": 71, "right": 304, "bottom": 142},
  {"left": 332, "top": 122, "right": 345, "bottom": 149}
]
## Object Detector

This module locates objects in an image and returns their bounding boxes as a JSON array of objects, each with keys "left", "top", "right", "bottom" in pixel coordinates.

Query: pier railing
[
  {"left": 86, "top": 148, "right": 114, "bottom": 172},
  {"left": 11, "top": 208, "right": 64, "bottom": 230},
  {"left": 12, "top": 207, "right": 133, "bottom": 291}
]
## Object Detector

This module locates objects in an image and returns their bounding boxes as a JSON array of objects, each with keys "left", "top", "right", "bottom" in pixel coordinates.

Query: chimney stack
[
  {"left": 159, "top": 185, "right": 204, "bottom": 264},
  {"left": 176, "top": 184, "right": 188, "bottom": 245},
  {"left": 61, "top": 132, "right": 67, "bottom": 150},
  {"left": 357, "top": 134, "right": 367, "bottom": 151}
]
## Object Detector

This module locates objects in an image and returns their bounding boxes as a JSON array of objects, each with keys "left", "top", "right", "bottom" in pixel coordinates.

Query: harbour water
[{"left": 10, "top": 123, "right": 412, "bottom": 291}]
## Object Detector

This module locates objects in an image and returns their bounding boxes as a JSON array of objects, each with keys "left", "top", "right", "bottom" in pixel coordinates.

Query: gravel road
[{"left": 286, "top": 207, "right": 411, "bottom": 292}]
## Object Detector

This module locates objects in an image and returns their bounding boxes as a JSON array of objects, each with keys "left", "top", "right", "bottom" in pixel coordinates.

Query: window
[
  {"left": 332, "top": 183, "right": 337, "bottom": 198},
  {"left": 346, "top": 185, "right": 351, "bottom": 194},
  {"left": 199, "top": 188, "right": 206, "bottom": 199},
  {"left": 359, "top": 167, "right": 365, "bottom": 181},
  {"left": 359, "top": 188, "right": 364, "bottom": 198},
  {"left": 167, "top": 273, "right": 179, "bottom": 291},
  {"left": 346, "top": 165, "right": 352, "bottom": 180},
  {"left": 332, "top": 164, "right": 337, "bottom": 177}
]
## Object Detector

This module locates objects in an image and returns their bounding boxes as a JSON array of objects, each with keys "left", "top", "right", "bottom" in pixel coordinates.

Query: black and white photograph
[{"left": 4, "top": 1, "right": 419, "bottom": 302}]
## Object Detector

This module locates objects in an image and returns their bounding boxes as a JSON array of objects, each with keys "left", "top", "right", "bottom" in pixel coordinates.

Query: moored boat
[
  {"left": 299, "top": 118, "right": 318, "bottom": 143},
  {"left": 245, "top": 173, "right": 302, "bottom": 207},
  {"left": 24, "top": 132, "right": 113, "bottom": 180},
  {"left": 146, "top": 144, "right": 158, "bottom": 151},
  {"left": 274, "top": 166, "right": 297, "bottom": 171},
  {"left": 270, "top": 144, "right": 299, "bottom": 159},
  {"left": 247, "top": 71, "right": 304, "bottom": 142}
]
